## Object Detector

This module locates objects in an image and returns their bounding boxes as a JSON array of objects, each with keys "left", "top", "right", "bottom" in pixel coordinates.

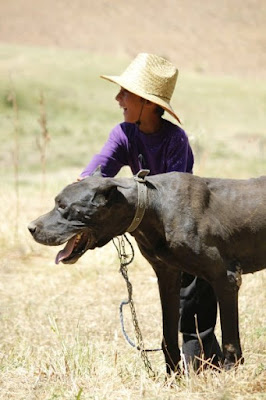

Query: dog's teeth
[{"left": 75, "top": 234, "right": 82, "bottom": 244}]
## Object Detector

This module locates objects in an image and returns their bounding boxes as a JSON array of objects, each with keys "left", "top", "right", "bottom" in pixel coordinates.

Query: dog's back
[{"left": 146, "top": 173, "right": 266, "bottom": 274}]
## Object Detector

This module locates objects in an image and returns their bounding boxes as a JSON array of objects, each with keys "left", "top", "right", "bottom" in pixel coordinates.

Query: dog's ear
[
  {"left": 91, "top": 184, "right": 119, "bottom": 207},
  {"left": 91, "top": 165, "right": 103, "bottom": 177}
]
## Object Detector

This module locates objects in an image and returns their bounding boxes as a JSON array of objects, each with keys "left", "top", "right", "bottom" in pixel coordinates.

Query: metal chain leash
[{"left": 112, "top": 234, "right": 159, "bottom": 379}]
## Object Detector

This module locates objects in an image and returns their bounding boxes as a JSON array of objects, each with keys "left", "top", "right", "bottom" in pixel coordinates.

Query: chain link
[{"left": 113, "top": 234, "right": 158, "bottom": 379}]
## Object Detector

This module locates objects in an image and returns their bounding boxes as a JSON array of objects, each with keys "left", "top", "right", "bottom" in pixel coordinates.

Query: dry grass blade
[
  {"left": 7, "top": 86, "right": 20, "bottom": 240},
  {"left": 36, "top": 92, "right": 50, "bottom": 196}
]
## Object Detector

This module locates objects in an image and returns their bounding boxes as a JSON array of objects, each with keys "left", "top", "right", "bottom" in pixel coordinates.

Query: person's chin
[{"left": 124, "top": 116, "right": 136, "bottom": 124}]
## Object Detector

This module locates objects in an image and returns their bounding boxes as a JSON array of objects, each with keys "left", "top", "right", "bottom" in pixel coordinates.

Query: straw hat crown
[{"left": 101, "top": 53, "right": 180, "bottom": 122}]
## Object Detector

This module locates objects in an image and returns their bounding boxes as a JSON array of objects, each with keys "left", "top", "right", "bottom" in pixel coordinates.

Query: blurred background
[
  {"left": 1, "top": 0, "right": 266, "bottom": 181},
  {"left": 0, "top": 2, "right": 265, "bottom": 399},
  {"left": 1, "top": 0, "right": 265, "bottom": 76}
]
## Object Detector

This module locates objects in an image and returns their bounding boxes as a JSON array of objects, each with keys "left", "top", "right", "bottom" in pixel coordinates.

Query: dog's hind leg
[
  {"left": 155, "top": 267, "right": 181, "bottom": 374},
  {"left": 213, "top": 267, "right": 243, "bottom": 369}
]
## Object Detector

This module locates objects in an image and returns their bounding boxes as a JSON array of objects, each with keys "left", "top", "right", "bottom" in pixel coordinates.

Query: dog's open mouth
[{"left": 55, "top": 231, "right": 92, "bottom": 264}]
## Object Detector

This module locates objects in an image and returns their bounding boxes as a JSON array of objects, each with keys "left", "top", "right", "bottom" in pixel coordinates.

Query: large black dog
[{"left": 28, "top": 170, "right": 266, "bottom": 373}]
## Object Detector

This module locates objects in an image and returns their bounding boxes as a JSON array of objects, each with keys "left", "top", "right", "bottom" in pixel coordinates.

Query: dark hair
[
  {"left": 141, "top": 97, "right": 165, "bottom": 117},
  {"left": 155, "top": 105, "right": 165, "bottom": 117}
]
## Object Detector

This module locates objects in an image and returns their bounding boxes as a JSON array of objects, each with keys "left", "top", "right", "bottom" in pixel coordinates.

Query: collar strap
[{"left": 127, "top": 169, "right": 150, "bottom": 233}]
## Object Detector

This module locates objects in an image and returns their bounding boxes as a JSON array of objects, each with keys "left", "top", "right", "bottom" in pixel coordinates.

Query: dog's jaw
[{"left": 55, "top": 230, "right": 94, "bottom": 264}]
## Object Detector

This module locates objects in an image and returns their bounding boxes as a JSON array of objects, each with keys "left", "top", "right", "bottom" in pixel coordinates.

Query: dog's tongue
[{"left": 55, "top": 236, "right": 76, "bottom": 264}]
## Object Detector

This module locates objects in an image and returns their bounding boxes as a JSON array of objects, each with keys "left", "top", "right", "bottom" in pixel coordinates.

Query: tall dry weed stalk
[
  {"left": 7, "top": 87, "right": 20, "bottom": 240},
  {"left": 37, "top": 92, "right": 50, "bottom": 196}
]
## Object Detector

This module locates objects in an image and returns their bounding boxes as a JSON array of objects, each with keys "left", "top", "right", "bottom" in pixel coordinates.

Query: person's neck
[{"left": 138, "top": 116, "right": 163, "bottom": 134}]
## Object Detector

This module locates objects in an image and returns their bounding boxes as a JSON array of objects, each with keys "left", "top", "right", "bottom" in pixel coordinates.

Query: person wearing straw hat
[{"left": 79, "top": 53, "right": 222, "bottom": 368}]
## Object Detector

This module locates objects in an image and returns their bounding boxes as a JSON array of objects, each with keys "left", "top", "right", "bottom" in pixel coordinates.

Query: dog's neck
[{"left": 126, "top": 175, "right": 148, "bottom": 232}]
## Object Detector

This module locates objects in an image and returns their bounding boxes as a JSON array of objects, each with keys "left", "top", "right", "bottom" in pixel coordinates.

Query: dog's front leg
[
  {"left": 213, "top": 270, "right": 243, "bottom": 369},
  {"left": 155, "top": 267, "right": 181, "bottom": 374}
]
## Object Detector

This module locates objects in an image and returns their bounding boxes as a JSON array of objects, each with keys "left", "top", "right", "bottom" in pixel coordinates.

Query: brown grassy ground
[
  {"left": 0, "top": 0, "right": 266, "bottom": 77},
  {"left": 0, "top": 3, "right": 265, "bottom": 398},
  {"left": 0, "top": 183, "right": 265, "bottom": 399}
]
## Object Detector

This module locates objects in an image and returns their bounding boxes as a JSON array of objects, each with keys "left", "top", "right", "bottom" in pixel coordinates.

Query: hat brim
[{"left": 101, "top": 74, "right": 181, "bottom": 124}]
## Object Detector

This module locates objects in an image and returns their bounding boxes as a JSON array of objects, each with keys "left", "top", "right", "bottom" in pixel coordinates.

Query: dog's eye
[{"left": 57, "top": 203, "right": 67, "bottom": 212}]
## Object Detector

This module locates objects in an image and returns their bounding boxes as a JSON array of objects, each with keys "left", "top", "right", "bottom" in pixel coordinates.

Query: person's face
[{"left": 115, "top": 88, "right": 144, "bottom": 123}]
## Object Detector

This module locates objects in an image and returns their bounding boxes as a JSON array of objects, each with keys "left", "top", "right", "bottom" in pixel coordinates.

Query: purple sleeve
[
  {"left": 79, "top": 124, "right": 129, "bottom": 178},
  {"left": 166, "top": 130, "right": 194, "bottom": 173}
]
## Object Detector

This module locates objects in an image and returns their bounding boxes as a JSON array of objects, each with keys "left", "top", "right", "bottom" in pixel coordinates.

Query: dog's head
[{"left": 28, "top": 175, "right": 134, "bottom": 264}]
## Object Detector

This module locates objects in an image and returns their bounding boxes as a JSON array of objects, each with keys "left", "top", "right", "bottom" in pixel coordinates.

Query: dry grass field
[
  {"left": 0, "top": 181, "right": 265, "bottom": 400},
  {"left": 0, "top": 1, "right": 266, "bottom": 399}
]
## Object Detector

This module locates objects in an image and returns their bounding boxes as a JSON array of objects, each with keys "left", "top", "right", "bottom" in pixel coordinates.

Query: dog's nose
[{"left": 28, "top": 222, "right": 37, "bottom": 235}]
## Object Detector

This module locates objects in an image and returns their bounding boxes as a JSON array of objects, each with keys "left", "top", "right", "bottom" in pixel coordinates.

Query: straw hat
[{"left": 101, "top": 53, "right": 181, "bottom": 123}]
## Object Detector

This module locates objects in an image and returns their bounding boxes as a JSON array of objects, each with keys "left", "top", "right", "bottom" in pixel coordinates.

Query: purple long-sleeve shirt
[{"left": 80, "top": 120, "right": 194, "bottom": 178}]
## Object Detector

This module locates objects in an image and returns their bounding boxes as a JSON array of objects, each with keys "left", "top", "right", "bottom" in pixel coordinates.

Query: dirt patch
[{"left": 0, "top": 0, "right": 265, "bottom": 77}]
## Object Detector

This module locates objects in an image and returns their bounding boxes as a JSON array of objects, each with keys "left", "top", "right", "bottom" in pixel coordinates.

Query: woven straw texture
[{"left": 101, "top": 53, "right": 181, "bottom": 123}]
